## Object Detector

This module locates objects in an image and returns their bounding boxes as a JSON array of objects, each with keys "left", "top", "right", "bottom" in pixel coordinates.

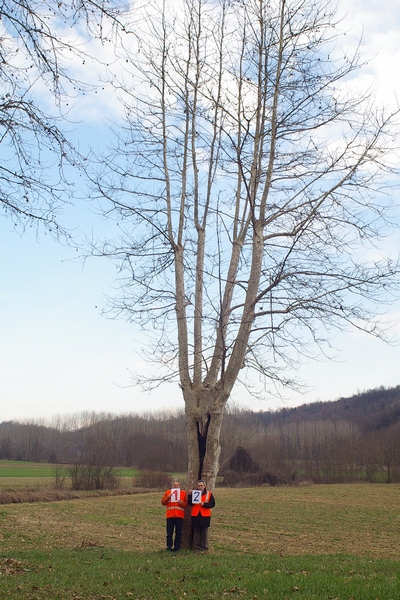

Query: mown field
[
  {"left": 0, "top": 460, "right": 139, "bottom": 500},
  {"left": 0, "top": 467, "right": 399, "bottom": 599},
  {"left": 0, "top": 460, "right": 138, "bottom": 480}
]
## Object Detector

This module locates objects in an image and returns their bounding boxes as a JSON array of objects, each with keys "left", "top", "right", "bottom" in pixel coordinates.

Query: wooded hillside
[
  {"left": 1, "top": 385, "right": 399, "bottom": 484},
  {"left": 259, "top": 386, "right": 400, "bottom": 432}
]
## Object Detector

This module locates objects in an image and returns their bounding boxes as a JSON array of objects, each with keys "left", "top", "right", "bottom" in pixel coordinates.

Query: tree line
[{"left": 1, "top": 387, "right": 400, "bottom": 484}]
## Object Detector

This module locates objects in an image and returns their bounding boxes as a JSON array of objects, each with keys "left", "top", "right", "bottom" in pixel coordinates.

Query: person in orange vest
[
  {"left": 188, "top": 479, "right": 216, "bottom": 552},
  {"left": 161, "top": 479, "right": 188, "bottom": 551}
]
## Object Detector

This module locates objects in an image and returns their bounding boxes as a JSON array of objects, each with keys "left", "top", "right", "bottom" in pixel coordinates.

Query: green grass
[
  {"left": 0, "top": 461, "right": 56, "bottom": 478},
  {"left": 1, "top": 482, "right": 399, "bottom": 598},
  {"left": 0, "top": 460, "right": 139, "bottom": 479},
  {"left": 1, "top": 549, "right": 399, "bottom": 599}
]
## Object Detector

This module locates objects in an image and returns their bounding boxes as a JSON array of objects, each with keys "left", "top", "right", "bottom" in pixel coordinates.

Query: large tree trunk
[
  {"left": 181, "top": 385, "right": 227, "bottom": 549},
  {"left": 184, "top": 385, "right": 227, "bottom": 489},
  {"left": 185, "top": 401, "right": 225, "bottom": 491}
]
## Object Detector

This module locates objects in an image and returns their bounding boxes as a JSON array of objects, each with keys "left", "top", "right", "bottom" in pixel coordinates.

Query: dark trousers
[
  {"left": 166, "top": 517, "right": 184, "bottom": 551},
  {"left": 193, "top": 526, "right": 209, "bottom": 551}
]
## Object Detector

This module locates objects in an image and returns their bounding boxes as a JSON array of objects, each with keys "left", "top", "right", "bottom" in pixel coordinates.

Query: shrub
[
  {"left": 221, "top": 469, "right": 286, "bottom": 487},
  {"left": 53, "top": 464, "right": 67, "bottom": 490},
  {"left": 133, "top": 470, "right": 171, "bottom": 488},
  {"left": 221, "top": 470, "right": 241, "bottom": 485},
  {"left": 68, "top": 463, "right": 120, "bottom": 490}
]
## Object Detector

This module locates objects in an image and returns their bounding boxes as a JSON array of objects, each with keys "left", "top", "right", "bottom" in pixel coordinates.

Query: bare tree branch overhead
[{"left": 0, "top": 0, "right": 127, "bottom": 235}]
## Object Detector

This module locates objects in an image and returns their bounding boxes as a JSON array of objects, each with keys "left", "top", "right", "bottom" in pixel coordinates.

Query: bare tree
[
  {"left": 0, "top": 0, "right": 126, "bottom": 234},
  {"left": 91, "top": 0, "right": 400, "bottom": 491}
]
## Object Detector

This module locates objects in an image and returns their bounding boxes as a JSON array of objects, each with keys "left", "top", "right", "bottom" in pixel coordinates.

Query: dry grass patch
[
  {"left": 0, "top": 487, "right": 153, "bottom": 505},
  {"left": 0, "top": 484, "right": 399, "bottom": 559},
  {"left": 0, "top": 476, "right": 147, "bottom": 504},
  {"left": 0, "top": 477, "right": 54, "bottom": 491},
  {"left": 215, "top": 484, "right": 400, "bottom": 558}
]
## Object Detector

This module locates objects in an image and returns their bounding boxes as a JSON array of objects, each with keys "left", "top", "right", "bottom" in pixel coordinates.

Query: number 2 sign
[{"left": 191, "top": 489, "right": 202, "bottom": 504}]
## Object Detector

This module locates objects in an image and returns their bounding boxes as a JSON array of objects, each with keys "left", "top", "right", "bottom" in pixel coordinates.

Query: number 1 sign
[{"left": 171, "top": 488, "right": 180, "bottom": 502}]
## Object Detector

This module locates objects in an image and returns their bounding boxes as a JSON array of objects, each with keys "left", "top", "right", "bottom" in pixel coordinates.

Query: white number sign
[
  {"left": 191, "top": 489, "right": 202, "bottom": 504},
  {"left": 171, "top": 488, "right": 180, "bottom": 502}
]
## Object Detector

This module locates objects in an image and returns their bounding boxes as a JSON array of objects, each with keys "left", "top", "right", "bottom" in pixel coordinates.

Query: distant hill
[
  {"left": 256, "top": 385, "right": 400, "bottom": 433},
  {"left": 1, "top": 385, "right": 400, "bottom": 482}
]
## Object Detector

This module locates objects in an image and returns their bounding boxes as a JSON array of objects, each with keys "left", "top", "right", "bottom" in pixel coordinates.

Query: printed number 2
[{"left": 192, "top": 490, "right": 202, "bottom": 503}]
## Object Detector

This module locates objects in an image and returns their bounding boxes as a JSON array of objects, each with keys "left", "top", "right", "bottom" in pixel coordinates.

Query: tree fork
[{"left": 196, "top": 414, "right": 211, "bottom": 479}]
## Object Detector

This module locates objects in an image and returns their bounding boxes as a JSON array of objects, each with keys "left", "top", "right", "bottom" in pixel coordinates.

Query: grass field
[
  {"left": 0, "top": 482, "right": 399, "bottom": 598},
  {"left": 0, "top": 461, "right": 56, "bottom": 479},
  {"left": 0, "top": 460, "right": 138, "bottom": 479}
]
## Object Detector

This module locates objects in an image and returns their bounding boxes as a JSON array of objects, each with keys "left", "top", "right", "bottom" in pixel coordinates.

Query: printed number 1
[{"left": 171, "top": 489, "right": 180, "bottom": 502}]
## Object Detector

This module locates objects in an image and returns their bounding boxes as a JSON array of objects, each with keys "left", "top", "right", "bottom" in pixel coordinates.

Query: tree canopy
[{"left": 88, "top": 0, "right": 400, "bottom": 487}]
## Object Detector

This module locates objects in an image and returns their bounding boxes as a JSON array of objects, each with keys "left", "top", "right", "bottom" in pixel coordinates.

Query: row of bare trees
[
  {"left": 1, "top": 406, "right": 400, "bottom": 483},
  {"left": 249, "top": 420, "right": 400, "bottom": 483},
  {"left": 0, "top": 412, "right": 188, "bottom": 473}
]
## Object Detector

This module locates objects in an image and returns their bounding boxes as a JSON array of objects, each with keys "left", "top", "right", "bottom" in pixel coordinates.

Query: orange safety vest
[
  {"left": 191, "top": 491, "right": 212, "bottom": 517},
  {"left": 161, "top": 489, "right": 187, "bottom": 519}
]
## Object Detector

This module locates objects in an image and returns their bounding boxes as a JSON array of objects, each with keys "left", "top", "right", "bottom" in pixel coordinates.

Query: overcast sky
[{"left": 1, "top": 0, "right": 399, "bottom": 423}]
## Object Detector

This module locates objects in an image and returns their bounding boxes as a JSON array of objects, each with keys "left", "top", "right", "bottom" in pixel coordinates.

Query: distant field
[
  {"left": 0, "top": 484, "right": 399, "bottom": 599},
  {"left": 0, "top": 460, "right": 139, "bottom": 495},
  {"left": 0, "top": 460, "right": 56, "bottom": 478},
  {"left": 0, "top": 460, "right": 138, "bottom": 480}
]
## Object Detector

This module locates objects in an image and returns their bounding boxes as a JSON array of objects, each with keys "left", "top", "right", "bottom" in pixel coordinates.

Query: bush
[
  {"left": 133, "top": 470, "right": 171, "bottom": 488},
  {"left": 53, "top": 464, "right": 67, "bottom": 490},
  {"left": 221, "top": 469, "right": 286, "bottom": 487},
  {"left": 221, "top": 470, "right": 241, "bottom": 485},
  {"left": 68, "top": 463, "right": 120, "bottom": 490}
]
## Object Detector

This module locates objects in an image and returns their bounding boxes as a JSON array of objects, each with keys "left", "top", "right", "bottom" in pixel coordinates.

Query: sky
[{"left": 1, "top": 0, "right": 400, "bottom": 424}]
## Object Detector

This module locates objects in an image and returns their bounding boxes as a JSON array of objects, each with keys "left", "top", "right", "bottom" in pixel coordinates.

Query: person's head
[
  {"left": 197, "top": 479, "right": 206, "bottom": 490},
  {"left": 172, "top": 479, "right": 180, "bottom": 488}
]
